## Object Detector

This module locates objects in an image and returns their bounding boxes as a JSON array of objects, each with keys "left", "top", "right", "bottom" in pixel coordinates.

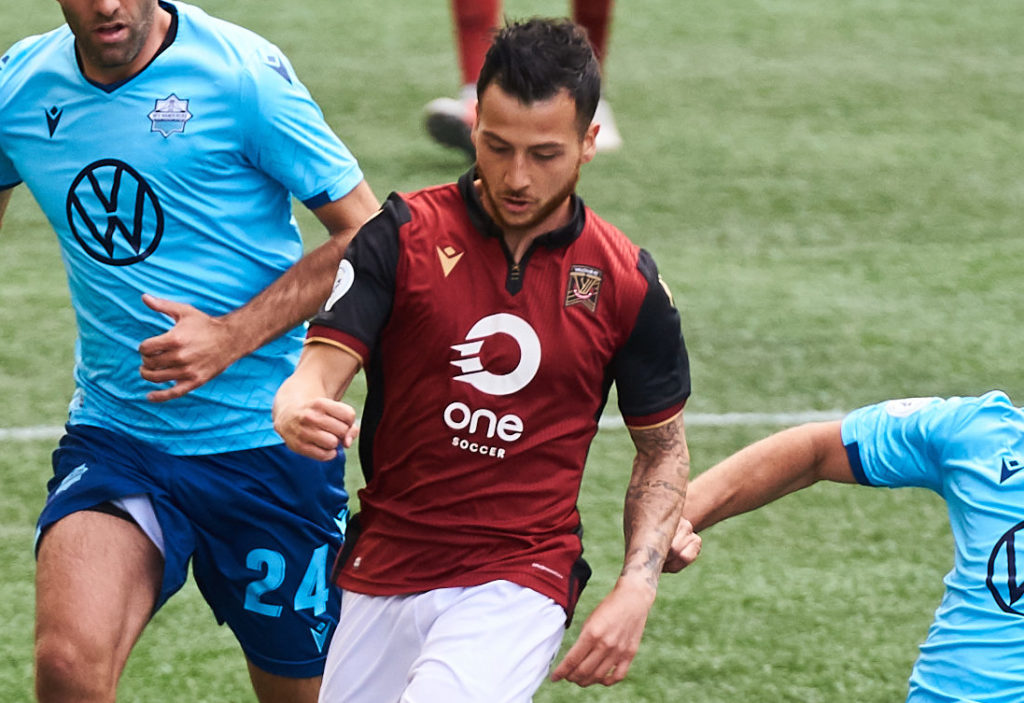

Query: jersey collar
[{"left": 457, "top": 168, "right": 586, "bottom": 250}]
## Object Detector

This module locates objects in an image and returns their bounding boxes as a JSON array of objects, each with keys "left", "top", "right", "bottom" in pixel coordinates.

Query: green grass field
[{"left": 2, "top": 0, "right": 1023, "bottom": 700}]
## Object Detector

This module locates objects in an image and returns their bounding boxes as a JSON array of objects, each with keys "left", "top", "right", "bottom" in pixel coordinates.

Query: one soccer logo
[
  {"left": 450, "top": 313, "right": 541, "bottom": 396},
  {"left": 66, "top": 159, "right": 164, "bottom": 266},
  {"left": 987, "top": 520, "right": 1024, "bottom": 616}
]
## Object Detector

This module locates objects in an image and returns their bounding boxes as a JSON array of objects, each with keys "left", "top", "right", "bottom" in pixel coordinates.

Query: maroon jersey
[{"left": 309, "top": 170, "right": 690, "bottom": 610}]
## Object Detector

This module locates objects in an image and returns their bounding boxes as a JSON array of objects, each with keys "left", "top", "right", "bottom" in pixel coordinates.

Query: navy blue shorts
[{"left": 37, "top": 424, "right": 348, "bottom": 678}]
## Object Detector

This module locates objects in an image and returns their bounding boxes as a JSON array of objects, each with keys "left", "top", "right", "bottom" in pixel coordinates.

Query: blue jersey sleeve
[
  {"left": 841, "top": 393, "right": 1005, "bottom": 493},
  {"left": 0, "top": 145, "right": 19, "bottom": 189},
  {"left": 0, "top": 46, "right": 23, "bottom": 188},
  {"left": 239, "top": 45, "right": 363, "bottom": 209}
]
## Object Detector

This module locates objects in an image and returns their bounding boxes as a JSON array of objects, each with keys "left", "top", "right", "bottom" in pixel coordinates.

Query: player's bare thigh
[
  {"left": 247, "top": 661, "right": 322, "bottom": 703},
  {"left": 35, "top": 510, "right": 163, "bottom": 701}
]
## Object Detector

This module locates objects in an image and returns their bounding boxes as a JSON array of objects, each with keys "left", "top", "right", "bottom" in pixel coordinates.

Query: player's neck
[{"left": 499, "top": 198, "right": 574, "bottom": 263}]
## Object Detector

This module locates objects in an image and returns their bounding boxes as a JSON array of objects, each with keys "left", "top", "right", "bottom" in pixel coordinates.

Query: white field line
[
  {"left": 0, "top": 426, "right": 65, "bottom": 441},
  {"left": 0, "top": 410, "right": 846, "bottom": 443},
  {"left": 598, "top": 410, "right": 845, "bottom": 430}
]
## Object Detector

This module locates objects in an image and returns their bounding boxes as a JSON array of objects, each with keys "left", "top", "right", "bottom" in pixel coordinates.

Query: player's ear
[
  {"left": 580, "top": 122, "right": 598, "bottom": 164},
  {"left": 469, "top": 100, "right": 481, "bottom": 152}
]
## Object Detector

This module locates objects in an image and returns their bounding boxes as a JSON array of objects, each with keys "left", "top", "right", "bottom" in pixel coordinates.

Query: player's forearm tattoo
[
  {"left": 621, "top": 416, "right": 690, "bottom": 589},
  {"left": 621, "top": 545, "right": 668, "bottom": 589}
]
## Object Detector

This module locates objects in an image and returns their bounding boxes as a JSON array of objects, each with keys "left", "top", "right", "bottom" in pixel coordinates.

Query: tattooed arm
[
  {"left": 664, "top": 420, "right": 852, "bottom": 572},
  {"left": 551, "top": 412, "right": 690, "bottom": 687}
]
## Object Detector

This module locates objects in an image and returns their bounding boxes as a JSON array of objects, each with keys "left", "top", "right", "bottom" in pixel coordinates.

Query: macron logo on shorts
[{"left": 53, "top": 463, "right": 89, "bottom": 496}]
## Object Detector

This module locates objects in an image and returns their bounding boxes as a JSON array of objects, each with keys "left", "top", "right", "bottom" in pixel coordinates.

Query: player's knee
[{"left": 35, "top": 632, "right": 117, "bottom": 702}]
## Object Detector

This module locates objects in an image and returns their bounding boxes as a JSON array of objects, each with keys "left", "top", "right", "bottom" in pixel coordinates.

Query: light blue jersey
[
  {"left": 843, "top": 391, "right": 1024, "bottom": 702},
  {"left": 0, "top": 1, "right": 363, "bottom": 454}
]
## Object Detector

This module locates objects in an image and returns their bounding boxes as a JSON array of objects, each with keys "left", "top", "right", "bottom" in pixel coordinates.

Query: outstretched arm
[
  {"left": 552, "top": 412, "right": 689, "bottom": 687},
  {"left": 663, "top": 420, "right": 854, "bottom": 573},
  {"left": 138, "top": 180, "right": 378, "bottom": 402},
  {"left": 272, "top": 342, "right": 362, "bottom": 461}
]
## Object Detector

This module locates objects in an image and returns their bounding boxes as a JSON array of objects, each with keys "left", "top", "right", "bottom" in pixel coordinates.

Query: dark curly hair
[{"left": 477, "top": 17, "right": 601, "bottom": 137}]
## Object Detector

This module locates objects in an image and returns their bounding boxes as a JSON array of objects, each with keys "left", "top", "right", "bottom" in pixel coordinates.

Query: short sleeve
[
  {"left": 307, "top": 192, "right": 408, "bottom": 362},
  {"left": 841, "top": 395, "right": 985, "bottom": 492},
  {"left": 0, "top": 49, "right": 21, "bottom": 189},
  {"left": 614, "top": 249, "right": 691, "bottom": 427},
  {"left": 239, "top": 45, "right": 363, "bottom": 209},
  {"left": 0, "top": 144, "right": 19, "bottom": 189}
]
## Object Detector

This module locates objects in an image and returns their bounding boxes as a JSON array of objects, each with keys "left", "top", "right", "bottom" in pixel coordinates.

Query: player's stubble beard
[
  {"left": 477, "top": 161, "right": 582, "bottom": 248},
  {"left": 62, "top": 1, "right": 157, "bottom": 75}
]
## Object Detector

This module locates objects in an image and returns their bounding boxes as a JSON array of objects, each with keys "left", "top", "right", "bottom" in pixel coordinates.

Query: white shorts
[{"left": 319, "top": 580, "right": 567, "bottom": 703}]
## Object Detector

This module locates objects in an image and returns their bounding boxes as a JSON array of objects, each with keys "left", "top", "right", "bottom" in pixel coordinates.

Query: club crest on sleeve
[
  {"left": 564, "top": 264, "right": 603, "bottom": 312},
  {"left": 325, "top": 260, "right": 355, "bottom": 312},
  {"left": 658, "top": 274, "right": 676, "bottom": 307},
  {"left": 148, "top": 94, "right": 192, "bottom": 137},
  {"left": 884, "top": 397, "right": 931, "bottom": 418}
]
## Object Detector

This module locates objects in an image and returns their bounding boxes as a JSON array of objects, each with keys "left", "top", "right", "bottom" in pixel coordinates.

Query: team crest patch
[
  {"left": 565, "top": 264, "right": 603, "bottom": 312},
  {"left": 148, "top": 94, "right": 192, "bottom": 137}
]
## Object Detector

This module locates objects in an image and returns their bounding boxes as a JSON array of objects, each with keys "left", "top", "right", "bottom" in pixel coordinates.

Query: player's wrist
[
  {"left": 613, "top": 571, "right": 659, "bottom": 605},
  {"left": 216, "top": 309, "right": 263, "bottom": 359}
]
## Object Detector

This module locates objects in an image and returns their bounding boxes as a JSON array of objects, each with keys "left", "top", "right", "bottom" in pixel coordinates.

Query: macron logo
[
  {"left": 1001, "top": 458, "right": 1024, "bottom": 484},
  {"left": 54, "top": 463, "right": 88, "bottom": 496},
  {"left": 309, "top": 622, "right": 330, "bottom": 653},
  {"left": 46, "top": 106, "right": 64, "bottom": 137},
  {"left": 437, "top": 245, "right": 464, "bottom": 278}
]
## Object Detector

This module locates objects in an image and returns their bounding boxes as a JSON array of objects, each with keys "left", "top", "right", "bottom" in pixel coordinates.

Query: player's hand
[
  {"left": 138, "top": 294, "right": 243, "bottom": 402},
  {"left": 662, "top": 517, "right": 702, "bottom": 573},
  {"left": 550, "top": 578, "right": 655, "bottom": 687},
  {"left": 273, "top": 395, "right": 358, "bottom": 461}
]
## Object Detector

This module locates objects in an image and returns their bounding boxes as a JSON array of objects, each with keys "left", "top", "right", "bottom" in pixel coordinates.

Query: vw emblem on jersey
[
  {"left": 66, "top": 159, "right": 164, "bottom": 266},
  {"left": 148, "top": 94, "right": 193, "bottom": 137},
  {"left": 987, "top": 520, "right": 1024, "bottom": 616},
  {"left": 450, "top": 313, "right": 541, "bottom": 396}
]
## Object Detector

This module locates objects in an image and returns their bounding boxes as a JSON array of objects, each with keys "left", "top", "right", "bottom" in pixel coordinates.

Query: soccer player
[
  {"left": 0, "top": 0, "right": 379, "bottom": 700},
  {"left": 273, "top": 17, "right": 690, "bottom": 702},
  {"left": 665, "top": 392, "right": 1024, "bottom": 703},
  {"left": 424, "top": 0, "right": 622, "bottom": 158}
]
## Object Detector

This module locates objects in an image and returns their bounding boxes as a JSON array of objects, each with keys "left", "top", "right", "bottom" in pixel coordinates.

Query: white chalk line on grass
[
  {"left": 0, "top": 426, "right": 65, "bottom": 441},
  {"left": 599, "top": 410, "right": 845, "bottom": 429},
  {"left": 0, "top": 410, "right": 846, "bottom": 443}
]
